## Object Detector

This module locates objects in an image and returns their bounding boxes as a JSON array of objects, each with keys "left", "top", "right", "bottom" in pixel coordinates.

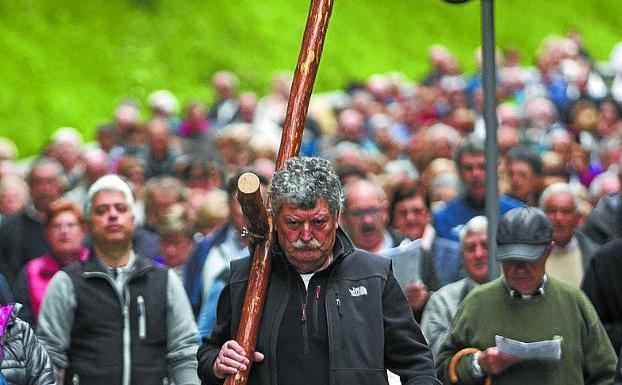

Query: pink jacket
[{"left": 24, "top": 248, "right": 89, "bottom": 319}]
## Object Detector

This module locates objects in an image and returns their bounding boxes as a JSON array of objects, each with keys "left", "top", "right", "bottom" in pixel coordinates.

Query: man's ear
[
  {"left": 576, "top": 210, "right": 586, "bottom": 226},
  {"left": 541, "top": 241, "right": 555, "bottom": 261}
]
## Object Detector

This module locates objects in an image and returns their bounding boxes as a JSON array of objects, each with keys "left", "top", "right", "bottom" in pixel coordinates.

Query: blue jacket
[
  {"left": 433, "top": 194, "right": 522, "bottom": 242},
  {"left": 184, "top": 226, "right": 230, "bottom": 317}
]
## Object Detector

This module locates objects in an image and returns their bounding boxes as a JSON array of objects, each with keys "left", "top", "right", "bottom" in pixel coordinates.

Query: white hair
[
  {"left": 544, "top": 128, "right": 572, "bottom": 148},
  {"left": 115, "top": 101, "right": 141, "bottom": 123},
  {"left": 589, "top": 171, "right": 620, "bottom": 201},
  {"left": 428, "top": 123, "right": 461, "bottom": 146},
  {"left": 148, "top": 90, "right": 179, "bottom": 115},
  {"left": 52, "top": 127, "right": 83, "bottom": 146},
  {"left": 538, "top": 182, "right": 579, "bottom": 213},
  {"left": 85, "top": 175, "right": 135, "bottom": 219},
  {"left": 384, "top": 159, "right": 419, "bottom": 181},
  {"left": 0, "top": 137, "right": 18, "bottom": 160},
  {"left": 459, "top": 216, "right": 488, "bottom": 246},
  {"left": 432, "top": 172, "right": 460, "bottom": 190},
  {"left": 331, "top": 141, "right": 365, "bottom": 163},
  {"left": 0, "top": 175, "right": 29, "bottom": 203}
]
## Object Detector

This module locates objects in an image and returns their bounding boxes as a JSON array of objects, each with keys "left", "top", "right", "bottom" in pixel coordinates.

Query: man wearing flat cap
[{"left": 435, "top": 207, "right": 616, "bottom": 385}]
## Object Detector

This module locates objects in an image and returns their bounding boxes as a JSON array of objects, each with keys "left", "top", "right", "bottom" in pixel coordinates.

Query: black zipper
[
  {"left": 299, "top": 280, "right": 309, "bottom": 355},
  {"left": 335, "top": 291, "right": 342, "bottom": 318},
  {"left": 313, "top": 285, "right": 321, "bottom": 336},
  {"left": 327, "top": 247, "right": 352, "bottom": 321}
]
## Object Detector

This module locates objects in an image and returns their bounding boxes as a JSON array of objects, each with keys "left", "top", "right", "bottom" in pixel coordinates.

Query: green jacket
[{"left": 436, "top": 277, "right": 616, "bottom": 385}]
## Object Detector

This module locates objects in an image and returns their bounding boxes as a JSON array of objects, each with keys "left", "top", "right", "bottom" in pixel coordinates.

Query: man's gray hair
[
  {"left": 269, "top": 157, "right": 343, "bottom": 217},
  {"left": 589, "top": 171, "right": 619, "bottom": 202},
  {"left": 459, "top": 215, "right": 488, "bottom": 246},
  {"left": 85, "top": 174, "right": 135, "bottom": 219},
  {"left": 0, "top": 175, "right": 29, "bottom": 203},
  {"left": 384, "top": 159, "right": 419, "bottom": 181},
  {"left": 453, "top": 133, "right": 485, "bottom": 171},
  {"left": 27, "top": 157, "right": 67, "bottom": 187},
  {"left": 543, "top": 128, "right": 572, "bottom": 148},
  {"left": 332, "top": 141, "right": 364, "bottom": 162},
  {"left": 428, "top": 123, "right": 461, "bottom": 147},
  {"left": 538, "top": 182, "right": 578, "bottom": 213}
]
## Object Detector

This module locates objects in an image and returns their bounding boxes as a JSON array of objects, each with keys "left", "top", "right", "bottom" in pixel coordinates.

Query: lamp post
[{"left": 443, "top": 0, "right": 499, "bottom": 280}]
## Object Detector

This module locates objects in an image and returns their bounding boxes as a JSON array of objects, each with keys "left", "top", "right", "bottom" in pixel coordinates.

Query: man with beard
[{"left": 197, "top": 157, "right": 440, "bottom": 385}]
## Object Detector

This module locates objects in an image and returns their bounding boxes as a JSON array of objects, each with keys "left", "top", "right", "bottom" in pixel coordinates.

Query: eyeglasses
[
  {"left": 395, "top": 207, "right": 427, "bottom": 217},
  {"left": 49, "top": 222, "right": 80, "bottom": 231},
  {"left": 346, "top": 207, "right": 383, "bottom": 218}
]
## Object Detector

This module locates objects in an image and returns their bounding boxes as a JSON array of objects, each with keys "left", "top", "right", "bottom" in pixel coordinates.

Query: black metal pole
[{"left": 481, "top": 0, "right": 500, "bottom": 281}]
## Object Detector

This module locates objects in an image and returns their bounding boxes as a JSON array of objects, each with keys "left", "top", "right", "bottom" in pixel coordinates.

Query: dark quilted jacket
[{"left": 1, "top": 304, "right": 55, "bottom": 385}]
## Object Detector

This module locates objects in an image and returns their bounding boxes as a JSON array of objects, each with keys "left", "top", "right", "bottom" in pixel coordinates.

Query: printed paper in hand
[{"left": 495, "top": 335, "right": 562, "bottom": 361}]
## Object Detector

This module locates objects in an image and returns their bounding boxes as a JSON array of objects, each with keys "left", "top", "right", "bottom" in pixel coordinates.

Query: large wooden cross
[{"left": 226, "top": 1, "right": 335, "bottom": 384}]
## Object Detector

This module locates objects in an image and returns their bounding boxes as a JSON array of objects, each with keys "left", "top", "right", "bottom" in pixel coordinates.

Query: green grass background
[{"left": 0, "top": 0, "right": 619, "bottom": 158}]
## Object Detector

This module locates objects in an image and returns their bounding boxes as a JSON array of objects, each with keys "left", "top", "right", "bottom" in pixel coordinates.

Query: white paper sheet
[{"left": 495, "top": 335, "right": 562, "bottom": 361}]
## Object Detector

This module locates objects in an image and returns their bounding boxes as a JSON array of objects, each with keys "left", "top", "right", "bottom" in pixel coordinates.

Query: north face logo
[{"left": 349, "top": 286, "right": 368, "bottom": 297}]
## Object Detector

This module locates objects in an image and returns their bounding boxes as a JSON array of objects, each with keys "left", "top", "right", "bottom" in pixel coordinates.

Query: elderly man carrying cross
[{"left": 197, "top": 157, "right": 440, "bottom": 385}]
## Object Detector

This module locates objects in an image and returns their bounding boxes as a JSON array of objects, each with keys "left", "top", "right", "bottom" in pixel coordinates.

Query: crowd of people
[{"left": 1, "top": 31, "right": 622, "bottom": 384}]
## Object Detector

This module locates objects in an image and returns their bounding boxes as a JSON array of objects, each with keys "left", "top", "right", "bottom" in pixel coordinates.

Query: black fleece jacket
[{"left": 197, "top": 228, "right": 439, "bottom": 385}]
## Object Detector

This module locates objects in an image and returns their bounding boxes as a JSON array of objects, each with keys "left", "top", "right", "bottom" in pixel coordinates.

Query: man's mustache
[
  {"left": 360, "top": 224, "right": 377, "bottom": 233},
  {"left": 292, "top": 238, "right": 322, "bottom": 249}
]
